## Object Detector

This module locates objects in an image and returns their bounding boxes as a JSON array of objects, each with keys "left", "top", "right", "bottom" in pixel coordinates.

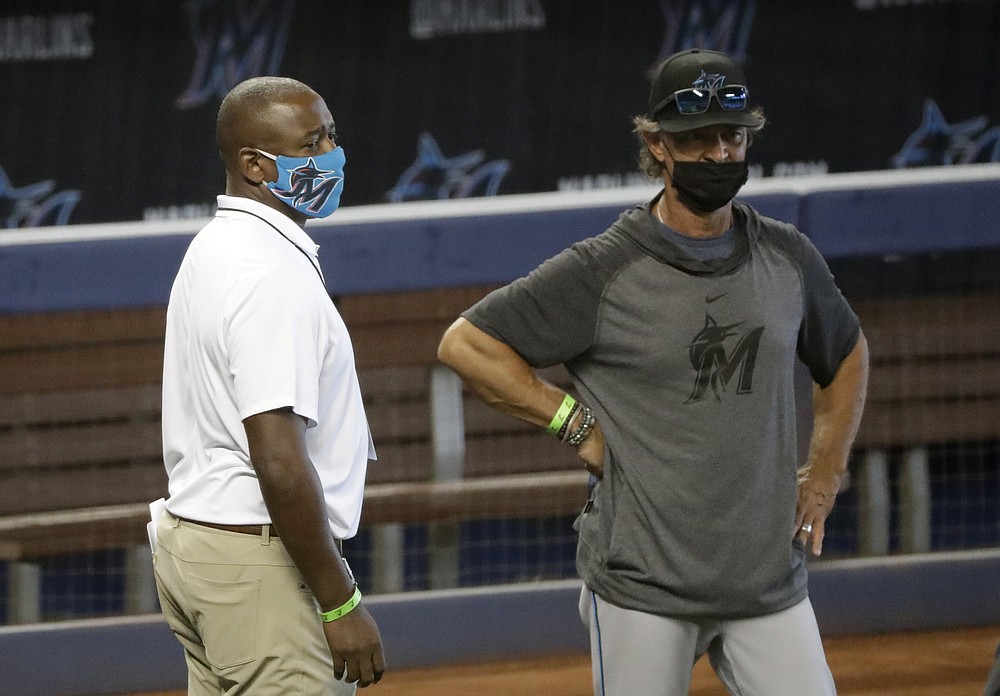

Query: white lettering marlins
[
  {"left": 410, "top": 0, "right": 545, "bottom": 39},
  {"left": 0, "top": 13, "right": 94, "bottom": 62}
]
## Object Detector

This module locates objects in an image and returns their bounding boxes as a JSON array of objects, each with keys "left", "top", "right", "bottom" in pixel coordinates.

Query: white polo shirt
[{"left": 161, "top": 195, "right": 375, "bottom": 539}]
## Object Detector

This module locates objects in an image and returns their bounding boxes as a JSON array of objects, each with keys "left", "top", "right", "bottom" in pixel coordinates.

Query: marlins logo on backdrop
[
  {"left": 892, "top": 98, "right": 1000, "bottom": 168},
  {"left": 651, "top": 0, "right": 756, "bottom": 75},
  {"left": 386, "top": 132, "right": 510, "bottom": 203},
  {"left": 176, "top": 0, "right": 297, "bottom": 109},
  {"left": 0, "top": 165, "right": 81, "bottom": 228}
]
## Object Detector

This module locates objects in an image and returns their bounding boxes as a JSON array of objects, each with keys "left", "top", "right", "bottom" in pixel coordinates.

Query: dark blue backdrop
[
  {"left": 2, "top": 0, "right": 1000, "bottom": 227},
  {"left": 1, "top": 170, "right": 998, "bottom": 315}
]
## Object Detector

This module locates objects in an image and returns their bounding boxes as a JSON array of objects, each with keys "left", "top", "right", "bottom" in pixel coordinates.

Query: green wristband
[
  {"left": 319, "top": 585, "right": 362, "bottom": 623},
  {"left": 547, "top": 394, "right": 577, "bottom": 435}
]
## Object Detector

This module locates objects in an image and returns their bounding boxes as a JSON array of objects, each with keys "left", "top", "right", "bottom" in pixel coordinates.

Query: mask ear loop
[
  {"left": 652, "top": 134, "right": 680, "bottom": 222},
  {"left": 658, "top": 134, "right": 680, "bottom": 183},
  {"left": 251, "top": 149, "right": 279, "bottom": 190}
]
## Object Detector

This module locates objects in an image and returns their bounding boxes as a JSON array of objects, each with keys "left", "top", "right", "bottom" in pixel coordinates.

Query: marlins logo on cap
[{"left": 648, "top": 49, "right": 764, "bottom": 133}]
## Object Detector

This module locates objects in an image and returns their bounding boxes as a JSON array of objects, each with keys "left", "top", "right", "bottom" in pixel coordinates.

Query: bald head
[{"left": 216, "top": 76, "right": 319, "bottom": 173}]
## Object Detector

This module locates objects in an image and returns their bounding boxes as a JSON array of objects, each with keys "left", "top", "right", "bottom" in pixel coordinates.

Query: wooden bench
[
  {"left": 848, "top": 292, "right": 1000, "bottom": 555},
  {"left": 853, "top": 293, "right": 1000, "bottom": 448},
  {"left": 0, "top": 286, "right": 590, "bottom": 620},
  {"left": 0, "top": 307, "right": 169, "bottom": 560},
  {"left": 1, "top": 287, "right": 998, "bottom": 618}
]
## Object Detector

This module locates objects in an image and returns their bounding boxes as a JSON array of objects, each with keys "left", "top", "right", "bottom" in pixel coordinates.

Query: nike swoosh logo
[{"left": 706, "top": 292, "right": 728, "bottom": 304}]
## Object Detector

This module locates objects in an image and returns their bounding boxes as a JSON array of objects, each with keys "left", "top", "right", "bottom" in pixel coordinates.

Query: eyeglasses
[{"left": 663, "top": 84, "right": 749, "bottom": 115}]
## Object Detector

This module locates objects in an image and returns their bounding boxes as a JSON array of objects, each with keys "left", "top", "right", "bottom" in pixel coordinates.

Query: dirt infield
[{"left": 134, "top": 625, "right": 999, "bottom": 696}]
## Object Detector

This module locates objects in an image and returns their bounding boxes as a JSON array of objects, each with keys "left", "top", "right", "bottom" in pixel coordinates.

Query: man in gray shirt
[{"left": 438, "top": 49, "right": 868, "bottom": 695}]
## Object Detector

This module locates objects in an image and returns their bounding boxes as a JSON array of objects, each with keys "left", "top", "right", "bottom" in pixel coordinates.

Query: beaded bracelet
[
  {"left": 567, "top": 405, "right": 596, "bottom": 446},
  {"left": 560, "top": 404, "right": 581, "bottom": 443},
  {"left": 555, "top": 401, "right": 580, "bottom": 440}
]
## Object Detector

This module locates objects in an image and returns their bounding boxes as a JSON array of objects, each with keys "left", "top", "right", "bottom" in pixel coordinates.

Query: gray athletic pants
[
  {"left": 579, "top": 586, "right": 836, "bottom": 696},
  {"left": 984, "top": 642, "right": 1000, "bottom": 696}
]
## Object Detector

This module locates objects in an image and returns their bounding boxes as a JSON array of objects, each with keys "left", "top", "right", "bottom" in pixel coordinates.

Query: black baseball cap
[{"left": 648, "top": 49, "right": 764, "bottom": 133}]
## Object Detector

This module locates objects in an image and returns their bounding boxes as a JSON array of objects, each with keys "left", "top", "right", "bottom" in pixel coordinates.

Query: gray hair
[{"left": 632, "top": 109, "right": 766, "bottom": 178}]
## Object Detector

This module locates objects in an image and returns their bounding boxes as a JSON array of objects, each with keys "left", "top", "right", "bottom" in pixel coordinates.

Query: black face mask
[{"left": 669, "top": 160, "right": 749, "bottom": 213}]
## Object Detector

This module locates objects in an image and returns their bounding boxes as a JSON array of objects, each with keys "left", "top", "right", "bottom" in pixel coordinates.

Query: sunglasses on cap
[{"left": 665, "top": 84, "right": 749, "bottom": 115}]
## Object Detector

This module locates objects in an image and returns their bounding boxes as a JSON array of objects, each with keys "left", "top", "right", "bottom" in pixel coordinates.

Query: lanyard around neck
[{"left": 218, "top": 207, "right": 327, "bottom": 286}]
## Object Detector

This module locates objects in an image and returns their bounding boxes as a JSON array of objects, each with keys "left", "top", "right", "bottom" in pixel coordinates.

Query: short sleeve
[
  {"left": 223, "top": 269, "right": 322, "bottom": 425},
  {"left": 462, "top": 239, "right": 618, "bottom": 368},
  {"left": 796, "top": 238, "right": 861, "bottom": 387}
]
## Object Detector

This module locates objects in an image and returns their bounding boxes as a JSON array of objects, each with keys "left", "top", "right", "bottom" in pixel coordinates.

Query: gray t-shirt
[{"left": 463, "top": 198, "right": 860, "bottom": 619}]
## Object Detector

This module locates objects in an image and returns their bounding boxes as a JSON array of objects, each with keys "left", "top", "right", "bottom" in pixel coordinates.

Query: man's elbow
[
  {"left": 847, "top": 329, "right": 870, "bottom": 380},
  {"left": 437, "top": 318, "right": 468, "bottom": 371}
]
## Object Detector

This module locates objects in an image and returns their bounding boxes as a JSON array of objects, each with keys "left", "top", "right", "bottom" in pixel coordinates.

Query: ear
[
  {"left": 239, "top": 147, "right": 270, "bottom": 184},
  {"left": 642, "top": 132, "right": 669, "bottom": 165}
]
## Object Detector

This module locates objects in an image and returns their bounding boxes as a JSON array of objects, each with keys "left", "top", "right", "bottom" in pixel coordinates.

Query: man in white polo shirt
[{"left": 155, "top": 76, "right": 385, "bottom": 694}]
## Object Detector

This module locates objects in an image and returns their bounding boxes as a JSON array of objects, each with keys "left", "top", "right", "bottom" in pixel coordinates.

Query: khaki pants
[{"left": 153, "top": 511, "right": 355, "bottom": 695}]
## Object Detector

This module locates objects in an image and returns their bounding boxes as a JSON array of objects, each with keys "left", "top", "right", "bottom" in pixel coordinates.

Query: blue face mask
[{"left": 256, "top": 147, "right": 346, "bottom": 218}]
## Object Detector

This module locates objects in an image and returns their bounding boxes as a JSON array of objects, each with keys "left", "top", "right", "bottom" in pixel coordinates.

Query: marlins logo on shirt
[{"left": 684, "top": 313, "right": 764, "bottom": 404}]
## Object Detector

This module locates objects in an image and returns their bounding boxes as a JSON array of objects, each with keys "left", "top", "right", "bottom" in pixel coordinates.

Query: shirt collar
[
  {"left": 215, "top": 195, "right": 321, "bottom": 258},
  {"left": 615, "top": 197, "right": 751, "bottom": 276}
]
